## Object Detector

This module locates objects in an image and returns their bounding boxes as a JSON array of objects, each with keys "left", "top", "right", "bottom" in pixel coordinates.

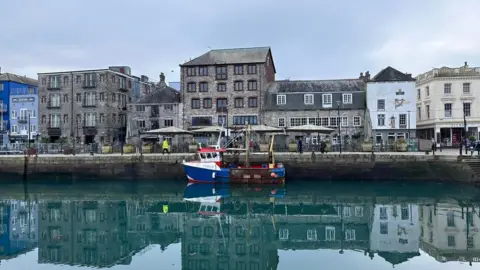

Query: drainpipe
[{"left": 70, "top": 72, "right": 75, "bottom": 155}]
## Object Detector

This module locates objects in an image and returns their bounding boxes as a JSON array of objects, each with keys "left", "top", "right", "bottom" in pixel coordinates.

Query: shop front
[{"left": 420, "top": 122, "right": 480, "bottom": 148}]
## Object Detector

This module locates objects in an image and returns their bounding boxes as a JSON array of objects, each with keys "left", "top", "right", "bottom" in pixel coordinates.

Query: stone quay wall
[{"left": 0, "top": 153, "right": 475, "bottom": 184}]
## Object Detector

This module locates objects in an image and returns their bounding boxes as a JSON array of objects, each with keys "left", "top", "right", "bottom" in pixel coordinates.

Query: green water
[{"left": 0, "top": 177, "right": 480, "bottom": 269}]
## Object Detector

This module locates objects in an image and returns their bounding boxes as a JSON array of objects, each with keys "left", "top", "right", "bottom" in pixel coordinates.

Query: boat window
[
  {"left": 211, "top": 152, "right": 218, "bottom": 158},
  {"left": 207, "top": 153, "right": 213, "bottom": 159},
  {"left": 200, "top": 153, "right": 207, "bottom": 159}
]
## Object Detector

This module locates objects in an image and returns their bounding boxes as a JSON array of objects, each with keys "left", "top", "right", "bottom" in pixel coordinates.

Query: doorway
[{"left": 85, "top": 135, "right": 95, "bottom": 144}]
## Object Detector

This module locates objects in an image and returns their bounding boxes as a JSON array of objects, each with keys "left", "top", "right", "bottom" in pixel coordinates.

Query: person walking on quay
[
  {"left": 297, "top": 138, "right": 303, "bottom": 154},
  {"left": 162, "top": 138, "right": 170, "bottom": 154},
  {"left": 431, "top": 138, "right": 437, "bottom": 154}
]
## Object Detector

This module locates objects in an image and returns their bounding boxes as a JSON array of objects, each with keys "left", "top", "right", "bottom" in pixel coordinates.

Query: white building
[
  {"left": 419, "top": 203, "right": 480, "bottom": 264},
  {"left": 366, "top": 67, "right": 417, "bottom": 145},
  {"left": 416, "top": 62, "right": 480, "bottom": 146},
  {"left": 370, "top": 204, "right": 420, "bottom": 255}
]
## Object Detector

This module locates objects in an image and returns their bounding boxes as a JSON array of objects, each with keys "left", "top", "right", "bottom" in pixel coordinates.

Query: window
[
  {"left": 345, "top": 229, "right": 356, "bottom": 241},
  {"left": 353, "top": 116, "right": 361, "bottom": 126},
  {"left": 464, "top": 103, "right": 471, "bottom": 117},
  {"left": 377, "top": 114, "right": 385, "bottom": 126},
  {"left": 234, "top": 97, "right": 244, "bottom": 108},
  {"left": 217, "top": 83, "right": 226, "bottom": 92},
  {"left": 191, "top": 98, "right": 201, "bottom": 109},
  {"left": 278, "top": 118, "right": 286, "bottom": 127},
  {"left": 137, "top": 120, "right": 146, "bottom": 128},
  {"left": 380, "top": 222, "right": 388, "bottom": 234},
  {"left": 447, "top": 212, "right": 455, "bottom": 227},
  {"left": 377, "top": 99, "right": 385, "bottom": 111},
  {"left": 417, "top": 107, "right": 421, "bottom": 120},
  {"left": 84, "top": 73, "right": 96, "bottom": 87},
  {"left": 20, "top": 109, "right": 28, "bottom": 119},
  {"left": 329, "top": 117, "right": 339, "bottom": 127},
  {"left": 233, "top": 115, "right": 257, "bottom": 125},
  {"left": 426, "top": 86, "right": 430, "bottom": 96},
  {"left": 50, "top": 94, "right": 61, "bottom": 107},
  {"left": 399, "top": 114, "right": 406, "bottom": 128},
  {"left": 63, "top": 94, "right": 68, "bottom": 103},
  {"left": 247, "top": 64, "right": 257, "bottom": 74},
  {"left": 191, "top": 116, "right": 212, "bottom": 126},
  {"left": 84, "top": 92, "right": 95, "bottom": 106},
  {"left": 306, "top": 229, "right": 317, "bottom": 240},
  {"left": 215, "top": 66, "right": 227, "bottom": 80},
  {"left": 11, "top": 125, "right": 17, "bottom": 133},
  {"left": 199, "top": 82, "right": 208, "bottom": 92},
  {"left": 186, "top": 82, "right": 196, "bottom": 92},
  {"left": 355, "top": 206, "right": 363, "bottom": 217},
  {"left": 341, "top": 116, "right": 348, "bottom": 127},
  {"left": 0, "top": 83, "right": 3, "bottom": 91},
  {"left": 49, "top": 75, "right": 61, "bottom": 88},
  {"left": 30, "top": 124, "right": 36, "bottom": 133},
  {"left": 444, "top": 83, "right": 451, "bottom": 94},
  {"left": 279, "top": 229, "right": 289, "bottom": 240},
  {"left": 380, "top": 207, "right": 387, "bottom": 220},
  {"left": 218, "top": 115, "right": 226, "bottom": 125},
  {"left": 49, "top": 114, "right": 61, "bottom": 128},
  {"left": 322, "top": 94, "right": 332, "bottom": 107},
  {"left": 401, "top": 205, "right": 409, "bottom": 220},
  {"left": 417, "top": 89, "right": 421, "bottom": 100},
  {"left": 136, "top": 105, "right": 145, "bottom": 112},
  {"left": 216, "top": 98, "right": 228, "bottom": 109},
  {"left": 468, "top": 236, "right": 474, "bottom": 248},
  {"left": 426, "top": 105, "right": 430, "bottom": 119},
  {"left": 304, "top": 94, "right": 314, "bottom": 105},
  {"left": 463, "top": 83, "right": 470, "bottom": 93},
  {"left": 84, "top": 113, "right": 96, "bottom": 127},
  {"left": 203, "top": 98, "right": 212, "bottom": 108},
  {"left": 248, "top": 97, "right": 258, "bottom": 107},
  {"left": 277, "top": 94, "right": 286, "bottom": 105},
  {"left": 247, "top": 80, "right": 257, "bottom": 90},
  {"left": 11, "top": 110, "right": 16, "bottom": 119},
  {"left": 186, "top": 67, "right": 196, "bottom": 76},
  {"left": 447, "top": 235, "right": 456, "bottom": 247},
  {"left": 76, "top": 93, "right": 81, "bottom": 103},
  {"left": 444, "top": 103, "right": 452, "bottom": 117},
  {"left": 343, "top": 93, "right": 352, "bottom": 104},
  {"left": 234, "top": 81, "right": 244, "bottom": 91},
  {"left": 198, "top": 66, "right": 208, "bottom": 76},
  {"left": 290, "top": 117, "right": 307, "bottom": 127},
  {"left": 118, "top": 77, "right": 126, "bottom": 89},
  {"left": 325, "top": 226, "right": 335, "bottom": 241},
  {"left": 234, "top": 65, "right": 243, "bottom": 75}
]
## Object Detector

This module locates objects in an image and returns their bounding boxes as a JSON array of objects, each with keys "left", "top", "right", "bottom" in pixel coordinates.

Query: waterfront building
[
  {"left": 370, "top": 204, "right": 420, "bottom": 266},
  {"left": 126, "top": 73, "right": 182, "bottom": 139},
  {"left": 419, "top": 203, "right": 480, "bottom": 265},
  {"left": 416, "top": 62, "right": 480, "bottom": 146},
  {"left": 0, "top": 73, "right": 38, "bottom": 146},
  {"left": 180, "top": 47, "right": 276, "bottom": 129},
  {"left": 131, "top": 75, "right": 152, "bottom": 102},
  {"left": 366, "top": 67, "right": 417, "bottom": 145},
  {"left": 263, "top": 76, "right": 367, "bottom": 145},
  {"left": 38, "top": 66, "right": 148, "bottom": 144}
]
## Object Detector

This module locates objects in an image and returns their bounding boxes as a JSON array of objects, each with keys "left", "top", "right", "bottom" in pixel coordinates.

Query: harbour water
[{"left": 1, "top": 176, "right": 480, "bottom": 269}]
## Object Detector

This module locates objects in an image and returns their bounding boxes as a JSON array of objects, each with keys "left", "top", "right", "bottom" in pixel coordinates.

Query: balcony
[
  {"left": 47, "top": 101, "right": 61, "bottom": 109},
  {"left": 47, "top": 83, "right": 61, "bottom": 90},
  {"left": 0, "top": 104, "right": 7, "bottom": 112},
  {"left": 82, "top": 100, "right": 96, "bottom": 108},
  {"left": 82, "top": 125, "right": 98, "bottom": 136},
  {"left": 17, "top": 117, "right": 29, "bottom": 124},
  {"left": 118, "top": 83, "right": 128, "bottom": 92},
  {"left": 47, "top": 126, "right": 62, "bottom": 136},
  {"left": 399, "top": 124, "right": 407, "bottom": 129}
]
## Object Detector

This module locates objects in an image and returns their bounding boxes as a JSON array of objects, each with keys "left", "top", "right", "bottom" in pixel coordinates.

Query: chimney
[
  {"left": 359, "top": 72, "right": 364, "bottom": 79},
  {"left": 158, "top": 72, "right": 167, "bottom": 88},
  {"left": 140, "top": 75, "right": 149, "bottom": 82},
  {"left": 365, "top": 71, "right": 370, "bottom": 81},
  {"left": 464, "top": 61, "right": 468, "bottom": 68}
]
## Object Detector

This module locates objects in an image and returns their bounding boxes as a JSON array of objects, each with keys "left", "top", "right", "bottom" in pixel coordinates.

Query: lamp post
[
  {"left": 336, "top": 101, "right": 341, "bottom": 153},
  {"left": 35, "top": 133, "right": 40, "bottom": 157},
  {"left": 464, "top": 106, "right": 468, "bottom": 155},
  {"left": 28, "top": 113, "right": 31, "bottom": 156}
]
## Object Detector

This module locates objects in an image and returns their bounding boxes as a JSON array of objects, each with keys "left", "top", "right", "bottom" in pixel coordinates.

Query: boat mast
[{"left": 245, "top": 122, "right": 250, "bottom": 168}]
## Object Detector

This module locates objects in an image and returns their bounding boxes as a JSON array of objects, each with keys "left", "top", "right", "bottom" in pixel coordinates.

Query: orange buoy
[{"left": 270, "top": 172, "right": 276, "bottom": 178}]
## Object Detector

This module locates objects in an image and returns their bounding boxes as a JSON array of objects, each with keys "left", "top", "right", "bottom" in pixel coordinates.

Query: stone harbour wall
[{"left": 0, "top": 153, "right": 476, "bottom": 184}]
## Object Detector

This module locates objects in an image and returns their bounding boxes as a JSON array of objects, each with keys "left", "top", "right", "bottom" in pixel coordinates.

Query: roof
[
  {"left": 181, "top": 47, "right": 272, "bottom": 66},
  {"left": 377, "top": 252, "right": 420, "bottom": 265},
  {"left": 371, "top": 66, "right": 416, "bottom": 82},
  {"left": 0, "top": 73, "right": 38, "bottom": 86},
  {"left": 136, "top": 85, "right": 180, "bottom": 104},
  {"left": 266, "top": 79, "right": 366, "bottom": 94}
]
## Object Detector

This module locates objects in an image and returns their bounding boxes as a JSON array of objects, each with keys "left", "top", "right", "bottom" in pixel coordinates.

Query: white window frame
[
  {"left": 279, "top": 228, "right": 289, "bottom": 240},
  {"left": 342, "top": 93, "right": 352, "bottom": 104},
  {"left": 345, "top": 229, "right": 356, "bottom": 241},
  {"left": 11, "top": 110, "right": 17, "bottom": 119},
  {"left": 85, "top": 209, "right": 97, "bottom": 223},
  {"left": 304, "top": 94, "right": 314, "bottom": 105},
  {"left": 341, "top": 116, "right": 348, "bottom": 127},
  {"left": 343, "top": 207, "right": 352, "bottom": 217},
  {"left": 51, "top": 76, "right": 60, "bottom": 88},
  {"left": 325, "top": 226, "right": 335, "bottom": 241},
  {"left": 353, "top": 116, "right": 361, "bottom": 126},
  {"left": 355, "top": 206, "right": 364, "bottom": 217},
  {"left": 278, "top": 117, "right": 286, "bottom": 127},
  {"left": 11, "top": 125, "right": 17, "bottom": 133},
  {"left": 307, "top": 229, "right": 317, "bottom": 241},
  {"left": 51, "top": 94, "right": 61, "bottom": 107},
  {"left": 85, "top": 113, "right": 96, "bottom": 127},
  {"left": 86, "top": 93, "right": 96, "bottom": 106},
  {"left": 19, "top": 109, "right": 28, "bottom": 119},
  {"left": 30, "top": 109, "right": 36, "bottom": 118},
  {"left": 276, "top": 94, "right": 286, "bottom": 105},
  {"left": 377, "top": 114, "right": 385, "bottom": 126},
  {"left": 377, "top": 99, "right": 385, "bottom": 111},
  {"left": 322, "top": 94, "right": 332, "bottom": 107},
  {"left": 50, "top": 114, "right": 61, "bottom": 128},
  {"left": 30, "top": 124, "right": 36, "bottom": 133}
]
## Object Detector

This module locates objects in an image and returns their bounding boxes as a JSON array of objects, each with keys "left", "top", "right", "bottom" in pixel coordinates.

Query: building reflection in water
[{"left": 3, "top": 181, "right": 480, "bottom": 268}]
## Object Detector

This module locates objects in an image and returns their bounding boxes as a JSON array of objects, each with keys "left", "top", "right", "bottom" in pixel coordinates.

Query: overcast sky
[{"left": 1, "top": 0, "right": 479, "bottom": 83}]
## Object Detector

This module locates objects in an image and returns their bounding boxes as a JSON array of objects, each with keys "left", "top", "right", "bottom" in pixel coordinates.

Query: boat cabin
[{"left": 197, "top": 147, "right": 226, "bottom": 163}]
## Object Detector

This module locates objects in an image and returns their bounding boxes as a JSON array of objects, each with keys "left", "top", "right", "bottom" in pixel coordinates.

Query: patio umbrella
[
  {"left": 287, "top": 124, "right": 334, "bottom": 134},
  {"left": 145, "top": 126, "right": 192, "bottom": 135},
  {"left": 241, "top": 124, "right": 283, "bottom": 133},
  {"left": 191, "top": 126, "right": 227, "bottom": 133}
]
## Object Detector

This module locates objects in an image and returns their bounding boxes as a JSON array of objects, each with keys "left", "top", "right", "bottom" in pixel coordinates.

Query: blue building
[
  {"left": 0, "top": 73, "right": 38, "bottom": 146},
  {"left": 0, "top": 200, "right": 38, "bottom": 262}
]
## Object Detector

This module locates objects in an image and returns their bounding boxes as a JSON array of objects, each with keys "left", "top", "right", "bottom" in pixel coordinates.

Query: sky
[{"left": 1, "top": 0, "right": 479, "bottom": 83}]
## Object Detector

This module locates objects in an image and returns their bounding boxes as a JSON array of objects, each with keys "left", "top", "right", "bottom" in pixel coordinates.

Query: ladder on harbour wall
[{"left": 462, "top": 158, "right": 480, "bottom": 186}]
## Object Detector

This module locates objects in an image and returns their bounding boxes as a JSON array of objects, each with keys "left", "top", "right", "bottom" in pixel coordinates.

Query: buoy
[
  {"left": 270, "top": 173, "right": 277, "bottom": 178},
  {"left": 271, "top": 189, "right": 277, "bottom": 195}
]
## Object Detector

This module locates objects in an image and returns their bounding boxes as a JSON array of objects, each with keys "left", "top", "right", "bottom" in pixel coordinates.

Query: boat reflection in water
[{"left": 1, "top": 180, "right": 480, "bottom": 268}]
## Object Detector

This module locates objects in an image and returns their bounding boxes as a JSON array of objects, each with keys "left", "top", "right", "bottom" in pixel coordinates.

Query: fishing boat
[{"left": 182, "top": 124, "right": 285, "bottom": 184}]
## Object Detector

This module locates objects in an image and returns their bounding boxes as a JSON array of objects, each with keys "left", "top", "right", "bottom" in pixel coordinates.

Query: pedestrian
[
  {"left": 476, "top": 141, "right": 480, "bottom": 156},
  {"left": 297, "top": 138, "right": 303, "bottom": 154},
  {"left": 162, "top": 138, "right": 170, "bottom": 154},
  {"left": 431, "top": 138, "right": 436, "bottom": 153}
]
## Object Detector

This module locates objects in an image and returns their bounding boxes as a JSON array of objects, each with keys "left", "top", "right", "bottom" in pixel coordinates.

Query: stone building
[
  {"left": 179, "top": 47, "right": 276, "bottom": 129},
  {"left": 38, "top": 66, "right": 149, "bottom": 144},
  {"left": 126, "top": 73, "right": 182, "bottom": 137},
  {"left": 263, "top": 77, "right": 367, "bottom": 145}
]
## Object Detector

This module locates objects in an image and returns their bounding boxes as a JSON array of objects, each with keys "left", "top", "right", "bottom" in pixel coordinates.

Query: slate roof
[
  {"left": 371, "top": 66, "right": 415, "bottom": 82},
  {"left": 266, "top": 79, "right": 366, "bottom": 94},
  {"left": 136, "top": 85, "right": 180, "bottom": 104},
  {"left": 181, "top": 47, "right": 271, "bottom": 66},
  {"left": 0, "top": 73, "right": 38, "bottom": 86},
  {"left": 377, "top": 252, "right": 420, "bottom": 266}
]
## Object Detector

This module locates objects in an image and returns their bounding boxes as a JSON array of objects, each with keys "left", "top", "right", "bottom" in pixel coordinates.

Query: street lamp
[
  {"left": 464, "top": 106, "right": 468, "bottom": 155},
  {"left": 336, "top": 101, "right": 341, "bottom": 153}
]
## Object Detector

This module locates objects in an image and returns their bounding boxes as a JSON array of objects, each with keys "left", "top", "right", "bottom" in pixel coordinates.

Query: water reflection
[{"left": 0, "top": 180, "right": 480, "bottom": 268}]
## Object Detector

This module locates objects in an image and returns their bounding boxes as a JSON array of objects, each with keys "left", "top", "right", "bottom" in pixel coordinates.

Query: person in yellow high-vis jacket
[{"left": 162, "top": 138, "right": 170, "bottom": 154}]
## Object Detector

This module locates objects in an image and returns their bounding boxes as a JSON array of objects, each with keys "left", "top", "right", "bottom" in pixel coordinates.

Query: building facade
[
  {"left": 0, "top": 73, "right": 38, "bottom": 146},
  {"left": 263, "top": 78, "right": 367, "bottom": 145},
  {"left": 38, "top": 66, "right": 141, "bottom": 144},
  {"left": 366, "top": 67, "right": 416, "bottom": 145},
  {"left": 131, "top": 75, "right": 152, "bottom": 102},
  {"left": 127, "top": 73, "right": 182, "bottom": 137},
  {"left": 416, "top": 62, "right": 480, "bottom": 146},
  {"left": 180, "top": 47, "right": 276, "bottom": 129}
]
